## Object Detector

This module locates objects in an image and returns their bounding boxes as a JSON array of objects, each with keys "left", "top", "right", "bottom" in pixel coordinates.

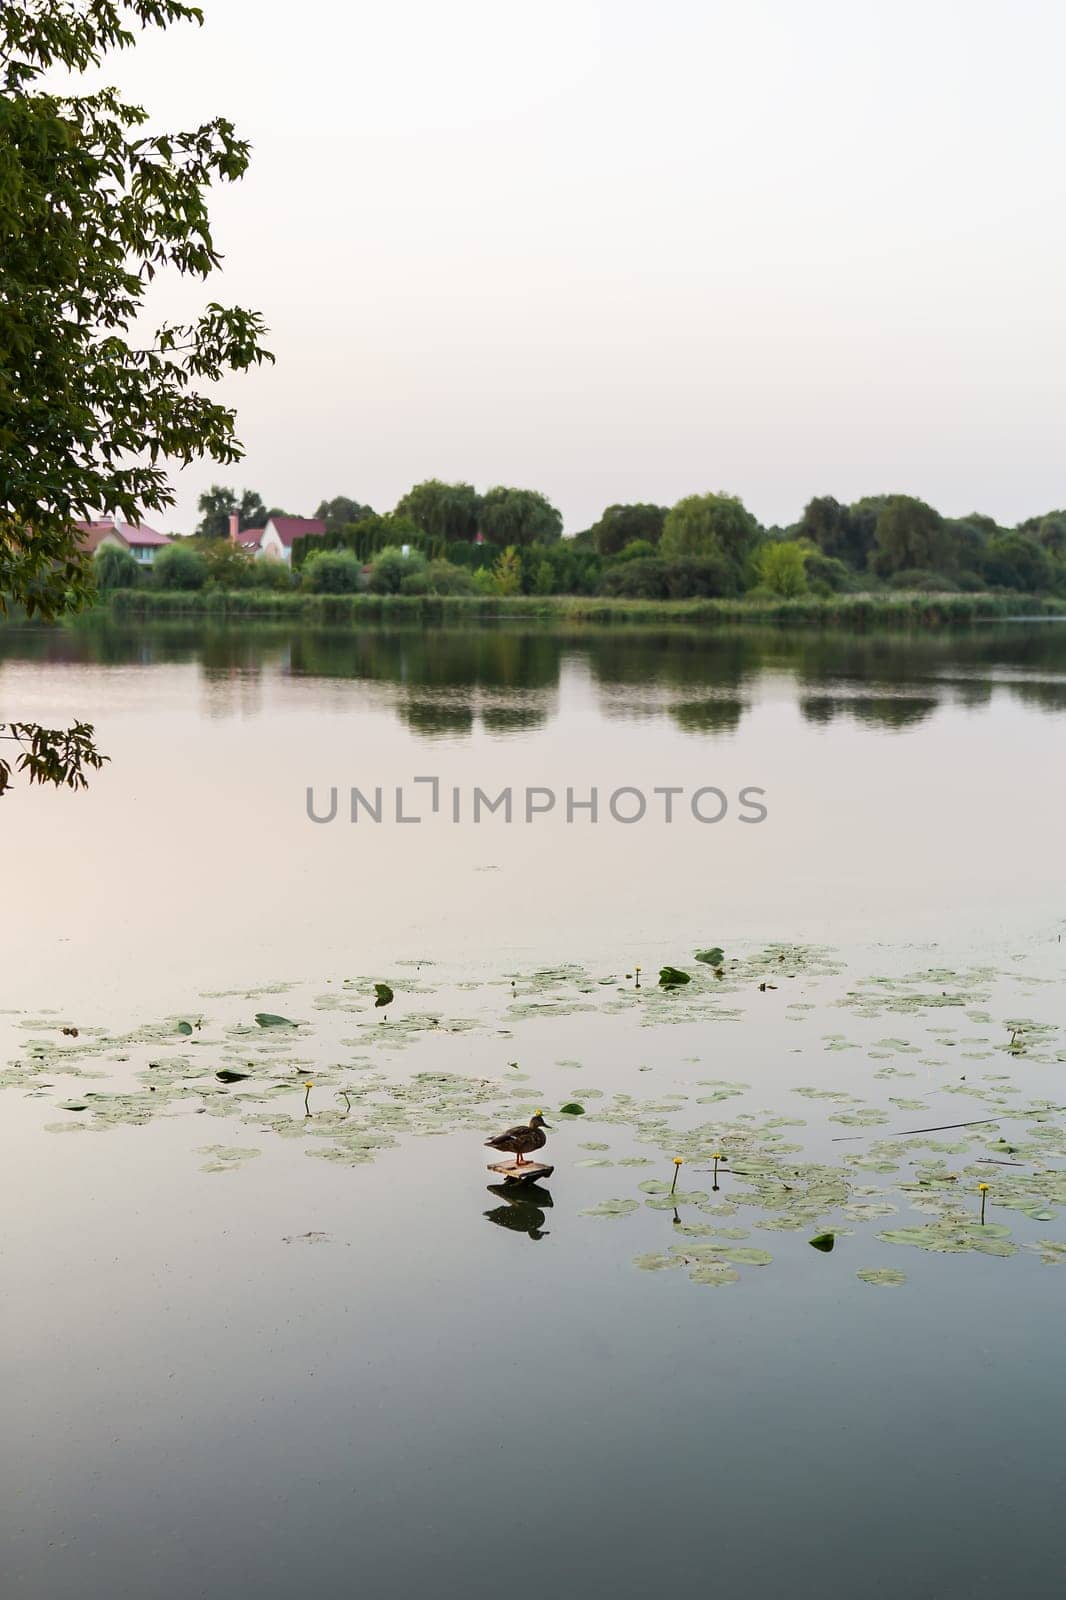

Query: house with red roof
[
  {"left": 227, "top": 513, "right": 266, "bottom": 553},
  {"left": 259, "top": 515, "right": 327, "bottom": 564},
  {"left": 228, "top": 511, "right": 326, "bottom": 564},
  {"left": 75, "top": 517, "right": 172, "bottom": 566}
]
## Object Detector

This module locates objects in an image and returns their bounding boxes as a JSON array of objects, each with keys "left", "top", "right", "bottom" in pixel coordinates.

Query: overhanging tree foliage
[{"left": 0, "top": 0, "right": 271, "bottom": 795}]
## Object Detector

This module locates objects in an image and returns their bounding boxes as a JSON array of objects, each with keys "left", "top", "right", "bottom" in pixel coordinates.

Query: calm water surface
[{"left": 2, "top": 620, "right": 1065, "bottom": 1599}]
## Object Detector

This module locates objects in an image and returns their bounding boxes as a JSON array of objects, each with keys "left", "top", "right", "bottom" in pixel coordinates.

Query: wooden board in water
[{"left": 487, "top": 1159, "right": 555, "bottom": 1185}]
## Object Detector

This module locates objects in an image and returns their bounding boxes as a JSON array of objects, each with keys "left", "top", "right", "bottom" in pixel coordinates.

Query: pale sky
[{"left": 102, "top": 0, "right": 1066, "bottom": 533}]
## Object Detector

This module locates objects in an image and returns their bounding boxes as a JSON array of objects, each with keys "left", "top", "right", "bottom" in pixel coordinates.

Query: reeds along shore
[{"left": 102, "top": 589, "right": 1066, "bottom": 628}]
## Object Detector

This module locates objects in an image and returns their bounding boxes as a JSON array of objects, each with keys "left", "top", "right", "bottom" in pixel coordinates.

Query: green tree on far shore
[
  {"left": 757, "top": 540, "right": 809, "bottom": 597},
  {"left": 870, "top": 496, "right": 949, "bottom": 577},
  {"left": 660, "top": 493, "right": 761, "bottom": 584},
  {"left": 195, "top": 486, "right": 269, "bottom": 539},
  {"left": 397, "top": 480, "right": 481, "bottom": 543},
  {"left": 316, "top": 496, "right": 376, "bottom": 535},
  {"left": 590, "top": 503, "right": 667, "bottom": 556},
  {"left": 478, "top": 487, "right": 562, "bottom": 548}
]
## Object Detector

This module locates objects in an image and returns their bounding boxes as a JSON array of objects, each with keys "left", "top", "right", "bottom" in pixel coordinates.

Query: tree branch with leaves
[{"left": 0, "top": 0, "right": 273, "bottom": 794}]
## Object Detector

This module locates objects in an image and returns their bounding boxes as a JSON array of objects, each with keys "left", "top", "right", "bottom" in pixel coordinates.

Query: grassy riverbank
[{"left": 104, "top": 587, "right": 1066, "bottom": 628}]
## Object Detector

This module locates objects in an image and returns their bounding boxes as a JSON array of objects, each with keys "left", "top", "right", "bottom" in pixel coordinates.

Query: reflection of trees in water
[
  {"left": 5, "top": 619, "right": 1066, "bottom": 732},
  {"left": 400, "top": 700, "right": 476, "bottom": 739},
  {"left": 291, "top": 628, "right": 561, "bottom": 737},
  {"left": 799, "top": 695, "right": 939, "bottom": 731},
  {"left": 481, "top": 706, "right": 551, "bottom": 735},
  {"left": 1002, "top": 679, "right": 1066, "bottom": 713},
  {"left": 586, "top": 631, "right": 753, "bottom": 736},
  {"left": 0, "top": 619, "right": 291, "bottom": 673},
  {"left": 787, "top": 626, "right": 1066, "bottom": 717},
  {"left": 668, "top": 699, "right": 745, "bottom": 735},
  {"left": 586, "top": 629, "right": 757, "bottom": 693},
  {"left": 951, "top": 681, "right": 994, "bottom": 710},
  {"left": 397, "top": 696, "right": 551, "bottom": 739},
  {"left": 290, "top": 627, "right": 561, "bottom": 691}
]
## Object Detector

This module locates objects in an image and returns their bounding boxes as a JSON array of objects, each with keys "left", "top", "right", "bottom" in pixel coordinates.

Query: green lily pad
[
  {"left": 716, "top": 1247, "right": 773, "bottom": 1266},
  {"left": 688, "top": 1262, "right": 740, "bottom": 1286},
  {"left": 856, "top": 1268, "right": 907, "bottom": 1286},
  {"left": 645, "top": 1190, "right": 709, "bottom": 1209},
  {"left": 879, "top": 1221, "right": 1016, "bottom": 1257},
  {"left": 659, "top": 967, "right": 690, "bottom": 988},
  {"left": 255, "top": 1013, "right": 296, "bottom": 1029},
  {"left": 809, "top": 1232, "right": 836, "bottom": 1252},
  {"left": 633, "top": 1252, "right": 682, "bottom": 1272},
  {"left": 374, "top": 984, "right": 394, "bottom": 1009},
  {"left": 580, "top": 1198, "right": 639, "bottom": 1218},
  {"left": 695, "top": 948, "right": 725, "bottom": 968}
]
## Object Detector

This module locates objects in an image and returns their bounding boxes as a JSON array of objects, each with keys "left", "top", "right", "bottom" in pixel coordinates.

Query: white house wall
[{"left": 259, "top": 525, "right": 289, "bottom": 563}]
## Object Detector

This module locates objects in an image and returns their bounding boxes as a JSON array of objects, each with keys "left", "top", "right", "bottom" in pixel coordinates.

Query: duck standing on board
[{"left": 484, "top": 1110, "right": 551, "bottom": 1166}]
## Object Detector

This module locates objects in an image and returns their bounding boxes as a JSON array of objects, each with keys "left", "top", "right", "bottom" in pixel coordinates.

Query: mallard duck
[{"left": 484, "top": 1110, "right": 551, "bottom": 1165}]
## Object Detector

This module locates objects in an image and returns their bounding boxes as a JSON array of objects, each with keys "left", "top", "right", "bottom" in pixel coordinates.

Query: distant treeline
[
  {"left": 300, "top": 484, "right": 1066, "bottom": 599},
  {"left": 125, "top": 481, "right": 1066, "bottom": 603}
]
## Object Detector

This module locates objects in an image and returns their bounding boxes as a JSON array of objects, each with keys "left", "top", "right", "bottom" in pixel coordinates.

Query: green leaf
[
  {"left": 559, "top": 1101, "right": 585, "bottom": 1116},
  {"left": 695, "top": 947, "right": 725, "bottom": 967},
  {"left": 176, "top": 1020, "right": 194, "bottom": 1035},
  {"left": 809, "top": 1232, "right": 836, "bottom": 1252},
  {"left": 374, "top": 983, "right": 394, "bottom": 1008},
  {"left": 580, "top": 1198, "right": 639, "bottom": 1219},
  {"left": 255, "top": 1013, "right": 296, "bottom": 1028},
  {"left": 659, "top": 966, "right": 691, "bottom": 988}
]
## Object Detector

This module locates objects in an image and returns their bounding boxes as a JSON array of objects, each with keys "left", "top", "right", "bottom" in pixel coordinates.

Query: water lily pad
[
  {"left": 879, "top": 1221, "right": 1016, "bottom": 1257},
  {"left": 856, "top": 1268, "right": 907, "bottom": 1286},
  {"left": 255, "top": 1013, "right": 296, "bottom": 1029},
  {"left": 633, "top": 1252, "right": 682, "bottom": 1272},
  {"left": 198, "top": 1144, "right": 262, "bottom": 1173},
  {"left": 644, "top": 1190, "right": 709, "bottom": 1209},
  {"left": 716, "top": 1247, "right": 773, "bottom": 1266},
  {"left": 580, "top": 1198, "right": 639, "bottom": 1218},
  {"left": 688, "top": 1262, "right": 740, "bottom": 1286}
]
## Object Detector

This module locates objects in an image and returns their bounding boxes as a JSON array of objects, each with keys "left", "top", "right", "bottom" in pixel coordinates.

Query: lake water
[{"left": 2, "top": 619, "right": 1065, "bottom": 1598}]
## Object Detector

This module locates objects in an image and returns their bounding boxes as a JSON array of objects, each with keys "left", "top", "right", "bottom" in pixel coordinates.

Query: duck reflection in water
[{"left": 484, "top": 1182, "right": 553, "bottom": 1241}]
